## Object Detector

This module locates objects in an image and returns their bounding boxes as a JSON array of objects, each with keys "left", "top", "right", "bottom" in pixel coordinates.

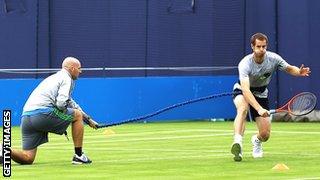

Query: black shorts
[{"left": 233, "top": 88, "right": 269, "bottom": 119}]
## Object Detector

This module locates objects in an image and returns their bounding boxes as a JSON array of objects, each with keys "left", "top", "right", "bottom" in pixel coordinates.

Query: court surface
[{"left": 7, "top": 121, "right": 320, "bottom": 179}]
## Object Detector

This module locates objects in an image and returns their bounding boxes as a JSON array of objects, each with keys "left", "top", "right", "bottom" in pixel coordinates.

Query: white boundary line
[
  {"left": 13, "top": 153, "right": 232, "bottom": 169},
  {"left": 41, "top": 133, "right": 232, "bottom": 146},
  {"left": 290, "top": 178, "right": 320, "bottom": 180},
  {"left": 30, "top": 146, "right": 320, "bottom": 157},
  {"left": 10, "top": 128, "right": 320, "bottom": 142},
  {"left": 13, "top": 151, "right": 320, "bottom": 169},
  {"left": 91, "top": 129, "right": 320, "bottom": 136}
]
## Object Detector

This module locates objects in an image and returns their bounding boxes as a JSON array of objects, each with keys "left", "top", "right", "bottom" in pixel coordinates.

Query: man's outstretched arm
[{"left": 286, "top": 64, "right": 311, "bottom": 76}]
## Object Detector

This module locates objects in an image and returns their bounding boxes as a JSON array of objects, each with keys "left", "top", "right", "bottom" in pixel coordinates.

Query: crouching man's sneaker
[
  {"left": 231, "top": 142, "right": 243, "bottom": 162},
  {"left": 72, "top": 153, "right": 92, "bottom": 165},
  {"left": 251, "top": 135, "right": 263, "bottom": 158}
]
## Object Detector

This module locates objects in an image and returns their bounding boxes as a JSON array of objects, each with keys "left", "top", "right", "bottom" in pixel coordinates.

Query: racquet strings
[{"left": 289, "top": 92, "right": 317, "bottom": 116}]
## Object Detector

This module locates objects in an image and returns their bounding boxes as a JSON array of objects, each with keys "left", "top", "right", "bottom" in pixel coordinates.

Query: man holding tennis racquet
[
  {"left": 231, "top": 33, "right": 311, "bottom": 162},
  {"left": 2, "top": 57, "right": 98, "bottom": 165}
]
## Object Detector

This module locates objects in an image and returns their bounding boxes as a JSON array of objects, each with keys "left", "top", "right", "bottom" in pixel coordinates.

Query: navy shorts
[
  {"left": 21, "top": 108, "right": 74, "bottom": 150},
  {"left": 233, "top": 88, "right": 269, "bottom": 119}
]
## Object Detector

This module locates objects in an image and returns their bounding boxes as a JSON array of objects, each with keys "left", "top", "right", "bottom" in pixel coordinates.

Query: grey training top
[
  {"left": 234, "top": 51, "right": 290, "bottom": 98},
  {"left": 23, "top": 69, "right": 82, "bottom": 114}
]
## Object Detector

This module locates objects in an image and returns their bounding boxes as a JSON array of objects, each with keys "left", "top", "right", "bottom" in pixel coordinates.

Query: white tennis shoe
[
  {"left": 72, "top": 153, "right": 92, "bottom": 165},
  {"left": 251, "top": 135, "right": 263, "bottom": 158}
]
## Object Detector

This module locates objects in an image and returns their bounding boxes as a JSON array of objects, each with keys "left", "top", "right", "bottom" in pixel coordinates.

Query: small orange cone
[
  {"left": 272, "top": 163, "right": 289, "bottom": 171},
  {"left": 103, "top": 129, "right": 115, "bottom": 136}
]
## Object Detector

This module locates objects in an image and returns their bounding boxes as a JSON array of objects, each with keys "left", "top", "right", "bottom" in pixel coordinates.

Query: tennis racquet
[{"left": 269, "top": 92, "right": 317, "bottom": 116}]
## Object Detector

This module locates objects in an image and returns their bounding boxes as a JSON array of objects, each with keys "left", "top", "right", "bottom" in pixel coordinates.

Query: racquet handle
[
  {"left": 269, "top": 109, "right": 276, "bottom": 114},
  {"left": 84, "top": 117, "right": 99, "bottom": 129}
]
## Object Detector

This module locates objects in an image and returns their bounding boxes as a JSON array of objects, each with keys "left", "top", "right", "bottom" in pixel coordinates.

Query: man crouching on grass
[{"left": 0, "top": 57, "right": 98, "bottom": 165}]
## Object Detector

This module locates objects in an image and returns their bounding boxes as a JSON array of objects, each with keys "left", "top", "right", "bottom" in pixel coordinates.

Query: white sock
[
  {"left": 252, "top": 134, "right": 261, "bottom": 144},
  {"left": 234, "top": 134, "right": 243, "bottom": 144}
]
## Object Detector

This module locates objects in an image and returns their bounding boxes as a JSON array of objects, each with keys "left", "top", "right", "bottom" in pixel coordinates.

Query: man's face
[
  {"left": 71, "top": 63, "right": 82, "bottom": 80},
  {"left": 251, "top": 39, "right": 267, "bottom": 58}
]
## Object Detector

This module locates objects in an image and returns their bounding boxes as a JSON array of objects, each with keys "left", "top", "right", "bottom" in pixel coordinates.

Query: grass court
[{"left": 6, "top": 121, "right": 320, "bottom": 179}]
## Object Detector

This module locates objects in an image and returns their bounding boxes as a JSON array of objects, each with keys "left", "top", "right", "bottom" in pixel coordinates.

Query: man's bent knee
[
  {"left": 237, "top": 107, "right": 249, "bottom": 116},
  {"left": 259, "top": 131, "right": 270, "bottom": 142},
  {"left": 13, "top": 149, "right": 37, "bottom": 165},
  {"left": 21, "top": 157, "right": 35, "bottom": 165},
  {"left": 22, "top": 150, "right": 36, "bottom": 165}
]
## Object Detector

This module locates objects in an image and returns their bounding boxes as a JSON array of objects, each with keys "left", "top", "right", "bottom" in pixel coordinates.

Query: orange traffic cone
[
  {"left": 272, "top": 163, "right": 289, "bottom": 171},
  {"left": 103, "top": 129, "right": 115, "bottom": 136}
]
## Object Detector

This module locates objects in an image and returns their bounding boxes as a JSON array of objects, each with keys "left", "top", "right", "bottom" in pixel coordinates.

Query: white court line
[
  {"left": 12, "top": 154, "right": 232, "bottom": 170},
  {"left": 13, "top": 153, "right": 232, "bottom": 169},
  {"left": 97, "top": 129, "right": 234, "bottom": 137},
  {"left": 94, "top": 129, "right": 320, "bottom": 136},
  {"left": 34, "top": 147, "right": 229, "bottom": 153},
  {"left": 32, "top": 146, "right": 320, "bottom": 157},
  {"left": 42, "top": 133, "right": 232, "bottom": 146},
  {"left": 13, "top": 151, "right": 320, "bottom": 170},
  {"left": 290, "top": 178, "right": 320, "bottom": 180},
  {"left": 11, "top": 153, "right": 234, "bottom": 169},
  {"left": 271, "top": 130, "right": 320, "bottom": 135},
  {"left": 10, "top": 129, "right": 232, "bottom": 141},
  {"left": 64, "top": 129, "right": 320, "bottom": 142},
  {"left": 86, "top": 129, "right": 320, "bottom": 137},
  {"left": 10, "top": 128, "right": 320, "bottom": 142}
]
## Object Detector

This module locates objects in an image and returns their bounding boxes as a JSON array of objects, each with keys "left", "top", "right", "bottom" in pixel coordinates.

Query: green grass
[{"left": 5, "top": 121, "right": 320, "bottom": 179}]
